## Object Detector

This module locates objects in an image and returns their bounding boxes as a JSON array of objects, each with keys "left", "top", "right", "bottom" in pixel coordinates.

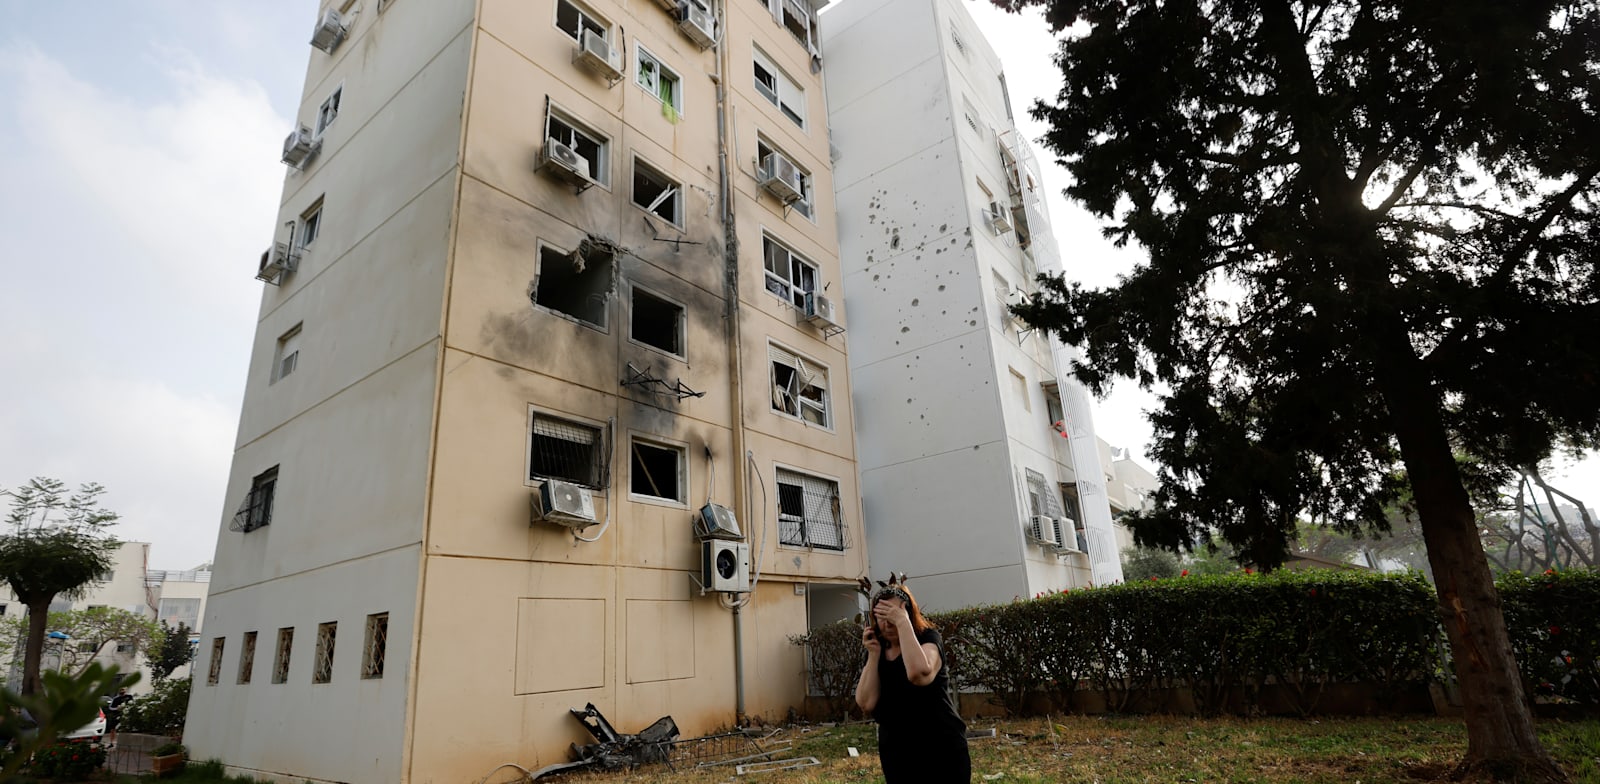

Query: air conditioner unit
[
  {"left": 573, "top": 29, "right": 623, "bottom": 83},
  {"left": 1028, "top": 514, "right": 1058, "bottom": 546},
  {"left": 804, "top": 292, "right": 841, "bottom": 330},
  {"left": 652, "top": 0, "right": 679, "bottom": 11},
  {"left": 539, "top": 137, "right": 592, "bottom": 185},
  {"left": 1004, "top": 288, "right": 1028, "bottom": 309},
  {"left": 677, "top": 1, "right": 716, "bottom": 48},
  {"left": 256, "top": 242, "right": 299, "bottom": 285},
  {"left": 985, "top": 201, "right": 1011, "bottom": 234},
  {"left": 759, "top": 153, "right": 805, "bottom": 203},
  {"left": 282, "top": 126, "right": 321, "bottom": 169},
  {"left": 309, "top": 9, "right": 350, "bottom": 54},
  {"left": 696, "top": 502, "right": 743, "bottom": 541},
  {"left": 532, "top": 480, "right": 598, "bottom": 529},
  {"left": 1049, "top": 517, "right": 1080, "bottom": 553},
  {"left": 701, "top": 539, "right": 751, "bottom": 593}
]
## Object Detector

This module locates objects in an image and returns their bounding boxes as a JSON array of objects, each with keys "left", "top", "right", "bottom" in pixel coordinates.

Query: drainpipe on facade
[{"left": 711, "top": 0, "right": 748, "bottom": 725}]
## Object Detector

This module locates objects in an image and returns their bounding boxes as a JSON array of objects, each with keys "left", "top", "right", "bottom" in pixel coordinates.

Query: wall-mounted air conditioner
[
  {"left": 677, "top": 1, "right": 716, "bottom": 48},
  {"left": 985, "top": 201, "right": 1011, "bottom": 234},
  {"left": 1028, "top": 514, "right": 1058, "bottom": 546},
  {"left": 256, "top": 242, "right": 299, "bottom": 285},
  {"left": 701, "top": 539, "right": 751, "bottom": 593},
  {"left": 804, "top": 292, "right": 841, "bottom": 331},
  {"left": 1052, "top": 518, "right": 1082, "bottom": 553},
  {"left": 310, "top": 9, "right": 350, "bottom": 54},
  {"left": 759, "top": 153, "right": 805, "bottom": 203},
  {"left": 696, "top": 502, "right": 743, "bottom": 541},
  {"left": 532, "top": 480, "right": 598, "bottom": 529},
  {"left": 539, "top": 137, "right": 591, "bottom": 186},
  {"left": 282, "top": 126, "right": 322, "bottom": 170},
  {"left": 573, "top": 29, "right": 623, "bottom": 83}
]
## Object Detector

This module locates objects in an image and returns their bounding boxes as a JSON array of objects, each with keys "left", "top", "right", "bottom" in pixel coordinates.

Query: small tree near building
[
  {"left": 0, "top": 478, "right": 121, "bottom": 695},
  {"left": 149, "top": 622, "right": 195, "bottom": 684}
]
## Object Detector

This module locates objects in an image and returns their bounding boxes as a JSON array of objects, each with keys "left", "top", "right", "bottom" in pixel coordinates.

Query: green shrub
[
  {"left": 1498, "top": 568, "right": 1600, "bottom": 706},
  {"left": 788, "top": 619, "right": 866, "bottom": 720},
  {"left": 121, "top": 676, "right": 192, "bottom": 736},
  {"left": 28, "top": 741, "right": 105, "bottom": 780}
]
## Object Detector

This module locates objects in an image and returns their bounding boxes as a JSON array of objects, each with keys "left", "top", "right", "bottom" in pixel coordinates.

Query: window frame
[
  {"left": 630, "top": 156, "right": 684, "bottom": 229},
  {"left": 628, "top": 284, "right": 687, "bottom": 360},
  {"left": 774, "top": 465, "right": 846, "bottom": 551},
  {"left": 314, "top": 84, "right": 343, "bottom": 138},
  {"left": 533, "top": 240, "right": 613, "bottom": 330},
  {"left": 299, "top": 199, "right": 323, "bottom": 249},
  {"left": 627, "top": 435, "right": 689, "bottom": 507},
  {"left": 237, "top": 631, "right": 257, "bottom": 685},
  {"left": 768, "top": 342, "right": 831, "bottom": 430},
  {"left": 752, "top": 47, "right": 805, "bottom": 129},
  {"left": 760, "top": 233, "right": 819, "bottom": 309},
  {"left": 312, "top": 621, "right": 337, "bottom": 684},
  {"left": 634, "top": 45, "right": 684, "bottom": 115},
  {"left": 526, "top": 407, "right": 611, "bottom": 491},
  {"left": 272, "top": 323, "right": 303, "bottom": 384},
  {"left": 362, "top": 613, "right": 388, "bottom": 680},
  {"left": 756, "top": 137, "right": 815, "bottom": 220},
  {"left": 545, "top": 108, "right": 611, "bottom": 188},
  {"left": 207, "top": 637, "right": 225, "bottom": 686},
  {"left": 272, "top": 627, "right": 294, "bottom": 684},
  {"left": 554, "top": 0, "right": 610, "bottom": 44},
  {"left": 244, "top": 466, "right": 278, "bottom": 532}
]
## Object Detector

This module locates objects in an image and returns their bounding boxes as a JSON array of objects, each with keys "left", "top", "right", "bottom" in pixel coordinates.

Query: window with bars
[
  {"left": 528, "top": 412, "right": 610, "bottom": 489},
  {"left": 238, "top": 631, "right": 257, "bottom": 684},
  {"left": 769, "top": 344, "right": 829, "bottom": 428},
  {"left": 207, "top": 637, "right": 225, "bottom": 686},
  {"left": 272, "top": 627, "right": 294, "bottom": 684},
  {"left": 313, "top": 622, "right": 337, "bottom": 684},
  {"left": 1025, "top": 468, "right": 1068, "bottom": 544},
  {"left": 231, "top": 466, "right": 278, "bottom": 533},
  {"left": 776, "top": 468, "right": 845, "bottom": 550},
  {"left": 363, "top": 613, "right": 388, "bottom": 679}
]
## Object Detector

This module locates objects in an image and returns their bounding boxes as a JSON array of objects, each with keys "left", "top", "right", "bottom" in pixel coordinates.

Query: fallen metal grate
[
  {"left": 663, "top": 731, "right": 774, "bottom": 770},
  {"left": 735, "top": 756, "right": 822, "bottom": 775}
]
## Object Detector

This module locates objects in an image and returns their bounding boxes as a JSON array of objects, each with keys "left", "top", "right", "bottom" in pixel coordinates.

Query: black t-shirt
[{"left": 871, "top": 627, "right": 966, "bottom": 741}]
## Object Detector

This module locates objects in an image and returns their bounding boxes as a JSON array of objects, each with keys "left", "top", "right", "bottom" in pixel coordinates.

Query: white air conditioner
[
  {"left": 309, "top": 9, "right": 349, "bottom": 54},
  {"left": 1004, "top": 288, "right": 1028, "bottom": 309},
  {"left": 701, "top": 539, "right": 751, "bottom": 593},
  {"left": 1028, "top": 514, "right": 1058, "bottom": 545},
  {"left": 804, "top": 292, "right": 841, "bottom": 330},
  {"left": 1053, "top": 518, "right": 1082, "bottom": 553},
  {"left": 696, "top": 502, "right": 743, "bottom": 541},
  {"left": 532, "top": 480, "right": 598, "bottom": 529},
  {"left": 677, "top": 1, "right": 716, "bottom": 48},
  {"left": 759, "top": 153, "right": 805, "bottom": 203},
  {"left": 539, "top": 137, "right": 592, "bottom": 185},
  {"left": 282, "top": 126, "right": 321, "bottom": 169},
  {"left": 256, "top": 242, "right": 299, "bottom": 285},
  {"left": 985, "top": 201, "right": 1011, "bottom": 234},
  {"left": 573, "top": 29, "right": 623, "bottom": 83}
]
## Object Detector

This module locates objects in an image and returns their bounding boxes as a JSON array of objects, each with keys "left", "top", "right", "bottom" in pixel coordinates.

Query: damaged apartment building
[{"left": 185, "top": 0, "right": 865, "bottom": 780}]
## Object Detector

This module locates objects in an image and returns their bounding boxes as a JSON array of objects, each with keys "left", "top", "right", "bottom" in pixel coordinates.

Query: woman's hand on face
[
  {"left": 873, "top": 601, "right": 912, "bottom": 632},
  {"left": 861, "top": 624, "right": 881, "bottom": 655}
]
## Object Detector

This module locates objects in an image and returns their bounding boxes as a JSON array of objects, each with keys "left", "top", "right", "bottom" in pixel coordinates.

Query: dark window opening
[
  {"left": 530, "top": 413, "right": 608, "bottom": 488},
  {"left": 235, "top": 466, "right": 278, "bottom": 533},
  {"left": 632, "top": 162, "right": 681, "bottom": 225},
  {"left": 630, "top": 441, "right": 682, "bottom": 501},
  {"left": 556, "top": 0, "right": 605, "bottom": 42},
  {"left": 535, "top": 245, "right": 612, "bottom": 327},
  {"left": 631, "top": 289, "right": 683, "bottom": 355},
  {"left": 546, "top": 115, "right": 605, "bottom": 182}
]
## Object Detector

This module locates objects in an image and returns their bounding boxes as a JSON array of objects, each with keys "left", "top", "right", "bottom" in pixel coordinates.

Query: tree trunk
[
  {"left": 22, "top": 598, "right": 50, "bottom": 696},
  {"left": 1377, "top": 353, "right": 1566, "bottom": 783}
]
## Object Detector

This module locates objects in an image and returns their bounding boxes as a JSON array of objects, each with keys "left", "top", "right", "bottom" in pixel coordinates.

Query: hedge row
[{"left": 794, "top": 569, "right": 1600, "bottom": 718}]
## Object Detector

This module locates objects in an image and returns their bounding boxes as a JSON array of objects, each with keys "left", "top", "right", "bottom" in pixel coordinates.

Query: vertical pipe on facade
[{"left": 712, "top": 0, "right": 749, "bottom": 724}]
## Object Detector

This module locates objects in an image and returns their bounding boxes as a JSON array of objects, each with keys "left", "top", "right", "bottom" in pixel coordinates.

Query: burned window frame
[
  {"left": 628, "top": 435, "right": 687, "bottom": 505},
  {"left": 533, "top": 241, "right": 615, "bottom": 330},
  {"left": 628, "top": 284, "right": 686, "bottom": 359},
  {"left": 527, "top": 408, "right": 612, "bottom": 490},
  {"left": 769, "top": 342, "right": 831, "bottom": 429}
]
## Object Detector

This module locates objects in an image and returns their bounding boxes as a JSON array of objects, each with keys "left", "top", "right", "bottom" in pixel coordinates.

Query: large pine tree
[{"left": 999, "top": 1, "right": 1598, "bottom": 779}]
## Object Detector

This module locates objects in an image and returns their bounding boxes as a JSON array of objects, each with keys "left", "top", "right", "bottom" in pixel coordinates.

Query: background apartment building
[
  {"left": 821, "top": 0, "right": 1124, "bottom": 611},
  {"left": 184, "top": 0, "right": 863, "bottom": 781}
]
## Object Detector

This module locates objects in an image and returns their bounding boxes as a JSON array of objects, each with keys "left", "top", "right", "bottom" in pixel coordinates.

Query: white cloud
[{"left": 0, "top": 43, "right": 288, "bottom": 569}]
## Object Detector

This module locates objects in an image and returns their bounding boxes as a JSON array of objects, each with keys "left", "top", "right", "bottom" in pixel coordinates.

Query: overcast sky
[{"left": 1, "top": 2, "right": 1593, "bottom": 570}]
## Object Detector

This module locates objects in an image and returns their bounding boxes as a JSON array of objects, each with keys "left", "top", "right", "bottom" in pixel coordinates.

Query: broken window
[
  {"left": 632, "top": 159, "right": 682, "bottom": 226},
  {"left": 546, "top": 113, "right": 609, "bottom": 185},
  {"left": 776, "top": 468, "right": 844, "bottom": 550},
  {"left": 635, "top": 47, "right": 682, "bottom": 112},
  {"left": 272, "top": 627, "right": 294, "bottom": 684},
  {"left": 762, "top": 235, "right": 817, "bottom": 308},
  {"left": 232, "top": 465, "right": 278, "bottom": 533},
  {"left": 770, "top": 344, "right": 829, "bottom": 427},
  {"left": 555, "top": 0, "right": 608, "bottom": 43},
  {"left": 529, "top": 411, "right": 609, "bottom": 488},
  {"left": 535, "top": 243, "right": 613, "bottom": 327},
  {"left": 631, "top": 287, "right": 684, "bottom": 356},
  {"left": 630, "top": 439, "right": 684, "bottom": 503},
  {"left": 315, "top": 86, "right": 341, "bottom": 137}
]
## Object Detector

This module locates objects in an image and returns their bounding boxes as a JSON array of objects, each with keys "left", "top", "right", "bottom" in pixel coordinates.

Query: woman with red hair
[{"left": 854, "top": 583, "right": 970, "bottom": 782}]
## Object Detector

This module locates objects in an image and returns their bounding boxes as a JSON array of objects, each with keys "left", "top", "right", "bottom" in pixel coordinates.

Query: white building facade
[{"left": 822, "top": 0, "right": 1123, "bottom": 611}]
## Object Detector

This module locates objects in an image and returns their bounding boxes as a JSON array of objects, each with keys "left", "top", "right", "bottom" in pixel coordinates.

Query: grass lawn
[{"left": 547, "top": 716, "right": 1600, "bottom": 784}]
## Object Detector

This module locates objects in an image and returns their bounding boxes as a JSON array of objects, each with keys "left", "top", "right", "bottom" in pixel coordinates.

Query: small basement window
[
  {"left": 631, "top": 288, "right": 684, "bottom": 356},
  {"left": 630, "top": 439, "right": 684, "bottom": 503},
  {"left": 535, "top": 244, "right": 613, "bottom": 327}
]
